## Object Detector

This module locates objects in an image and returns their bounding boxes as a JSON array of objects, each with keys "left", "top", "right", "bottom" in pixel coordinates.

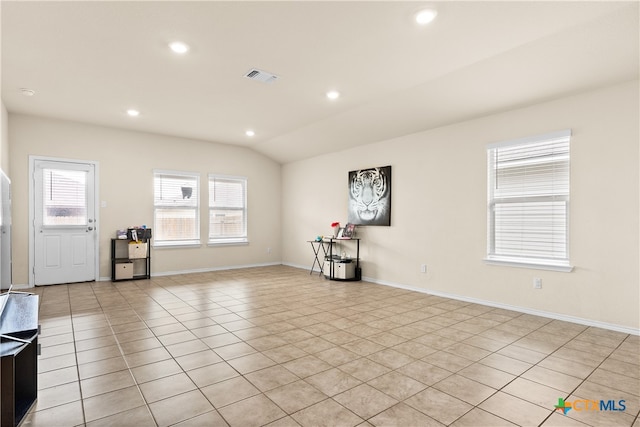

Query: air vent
[{"left": 244, "top": 68, "right": 279, "bottom": 84}]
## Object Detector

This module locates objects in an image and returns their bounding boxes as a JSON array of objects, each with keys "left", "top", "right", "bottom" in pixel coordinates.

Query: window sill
[
  {"left": 484, "top": 257, "right": 573, "bottom": 272},
  {"left": 153, "top": 241, "right": 201, "bottom": 249},
  {"left": 208, "top": 239, "right": 249, "bottom": 247}
]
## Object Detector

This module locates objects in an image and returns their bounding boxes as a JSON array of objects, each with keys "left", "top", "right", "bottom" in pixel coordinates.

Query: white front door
[{"left": 32, "top": 159, "right": 97, "bottom": 286}]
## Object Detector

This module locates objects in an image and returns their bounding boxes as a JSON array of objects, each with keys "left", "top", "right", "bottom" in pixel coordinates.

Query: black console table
[{"left": 1, "top": 291, "right": 39, "bottom": 427}]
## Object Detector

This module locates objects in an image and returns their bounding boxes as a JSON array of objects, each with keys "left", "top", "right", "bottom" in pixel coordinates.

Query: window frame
[
  {"left": 153, "top": 169, "right": 201, "bottom": 248},
  {"left": 485, "top": 130, "right": 573, "bottom": 272},
  {"left": 208, "top": 174, "right": 248, "bottom": 246}
]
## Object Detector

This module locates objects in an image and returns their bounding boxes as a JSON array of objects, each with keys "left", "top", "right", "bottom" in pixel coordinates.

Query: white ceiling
[{"left": 2, "top": 1, "right": 638, "bottom": 164}]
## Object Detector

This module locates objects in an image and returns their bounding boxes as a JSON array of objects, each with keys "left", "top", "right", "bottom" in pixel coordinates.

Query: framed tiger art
[{"left": 347, "top": 165, "right": 391, "bottom": 226}]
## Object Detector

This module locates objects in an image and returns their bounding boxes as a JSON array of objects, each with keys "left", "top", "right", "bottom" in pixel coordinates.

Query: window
[
  {"left": 153, "top": 170, "right": 200, "bottom": 246},
  {"left": 486, "top": 130, "right": 572, "bottom": 271},
  {"left": 43, "top": 168, "right": 88, "bottom": 225},
  {"left": 208, "top": 175, "right": 247, "bottom": 244}
]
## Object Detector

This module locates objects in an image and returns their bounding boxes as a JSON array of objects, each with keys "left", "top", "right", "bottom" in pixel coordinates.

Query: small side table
[{"left": 307, "top": 240, "right": 333, "bottom": 275}]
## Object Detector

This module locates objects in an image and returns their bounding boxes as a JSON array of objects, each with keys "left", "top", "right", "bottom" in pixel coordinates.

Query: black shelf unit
[
  {"left": 111, "top": 228, "right": 151, "bottom": 281},
  {"left": 325, "top": 238, "right": 361, "bottom": 281}
]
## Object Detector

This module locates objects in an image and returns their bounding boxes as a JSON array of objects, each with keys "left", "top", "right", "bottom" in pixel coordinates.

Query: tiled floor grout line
[
  {"left": 121, "top": 283, "right": 248, "bottom": 427},
  {"left": 536, "top": 332, "right": 637, "bottom": 427},
  {"left": 534, "top": 336, "right": 612, "bottom": 426},
  {"left": 430, "top": 309, "right": 540, "bottom": 426},
  {"left": 129, "top": 279, "right": 364, "bottom": 425},
  {"left": 97, "top": 286, "right": 161, "bottom": 427},
  {"left": 30, "top": 267, "right": 639, "bottom": 427},
  {"left": 66, "top": 285, "right": 93, "bottom": 427},
  {"left": 141, "top": 279, "right": 534, "bottom": 426},
  {"left": 503, "top": 324, "right": 594, "bottom": 427},
  {"left": 130, "top": 278, "right": 406, "bottom": 425},
  {"left": 169, "top": 276, "right": 624, "bottom": 426},
  {"left": 416, "top": 305, "right": 563, "bottom": 425}
]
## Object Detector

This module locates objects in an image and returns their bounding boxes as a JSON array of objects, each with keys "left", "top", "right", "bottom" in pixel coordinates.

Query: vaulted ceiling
[{"left": 2, "top": 1, "right": 638, "bottom": 163}]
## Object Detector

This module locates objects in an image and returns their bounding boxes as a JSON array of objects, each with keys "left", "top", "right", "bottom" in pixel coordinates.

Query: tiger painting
[{"left": 347, "top": 166, "right": 391, "bottom": 226}]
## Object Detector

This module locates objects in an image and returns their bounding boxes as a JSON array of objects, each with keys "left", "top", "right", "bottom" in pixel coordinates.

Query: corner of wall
[{"left": 0, "top": 102, "right": 9, "bottom": 174}]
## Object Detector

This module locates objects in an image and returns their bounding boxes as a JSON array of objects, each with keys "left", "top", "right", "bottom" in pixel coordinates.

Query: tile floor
[{"left": 21, "top": 265, "right": 640, "bottom": 427}]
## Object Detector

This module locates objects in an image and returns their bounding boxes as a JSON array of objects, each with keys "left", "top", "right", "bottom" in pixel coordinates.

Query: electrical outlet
[
  {"left": 421, "top": 264, "right": 427, "bottom": 273},
  {"left": 267, "top": 247, "right": 271, "bottom": 254},
  {"left": 533, "top": 278, "right": 542, "bottom": 289}
]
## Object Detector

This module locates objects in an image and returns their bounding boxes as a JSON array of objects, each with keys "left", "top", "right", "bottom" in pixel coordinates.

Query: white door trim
[{"left": 29, "top": 155, "right": 100, "bottom": 286}]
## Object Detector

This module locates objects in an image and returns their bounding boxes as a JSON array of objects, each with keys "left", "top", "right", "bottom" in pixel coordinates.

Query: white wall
[
  {"left": 283, "top": 80, "right": 639, "bottom": 332},
  {"left": 9, "top": 115, "right": 282, "bottom": 284},
  {"left": 1, "top": 102, "right": 8, "bottom": 173}
]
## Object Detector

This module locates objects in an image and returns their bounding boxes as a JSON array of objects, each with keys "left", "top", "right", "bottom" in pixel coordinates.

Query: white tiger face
[{"left": 348, "top": 167, "right": 390, "bottom": 225}]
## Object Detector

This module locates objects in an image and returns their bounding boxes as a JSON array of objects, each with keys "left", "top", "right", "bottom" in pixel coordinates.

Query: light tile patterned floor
[{"left": 23, "top": 265, "right": 640, "bottom": 426}]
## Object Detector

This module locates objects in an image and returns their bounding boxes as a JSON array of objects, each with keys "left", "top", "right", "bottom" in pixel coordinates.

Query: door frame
[{"left": 29, "top": 155, "right": 100, "bottom": 286}]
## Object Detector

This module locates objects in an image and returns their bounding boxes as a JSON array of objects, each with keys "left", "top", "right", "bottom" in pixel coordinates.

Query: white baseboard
[
  {"left": 363, "top": 275, "right": 640, "bottom": 336},
  {"left": 283, "top": 262, "right": 322, "bottom": 274},
  {"left": 2, "top": 284, "right": 31, "bottom": 290},
  {"left": 98, "top": 263, "right": 286, "bottom": 282},
  {"left": 144, "top": 262, "right": 283, "bottom": 278}
]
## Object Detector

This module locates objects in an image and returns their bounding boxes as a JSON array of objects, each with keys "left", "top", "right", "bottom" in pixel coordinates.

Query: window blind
[
  {"left": 154, "top": 172, "right": 199, "bottom": 207},
  {"left": 43, "top": 168, "right": 88, "bottom": 225},
  {"left": 153, "top": 171, "right": 200, "bottom": 245},
  {"left": 487, "top": 130, "right": 570, "bottom": 268},
  {"left": 208, "top": 175, "right": 247, "bottom": 243}
]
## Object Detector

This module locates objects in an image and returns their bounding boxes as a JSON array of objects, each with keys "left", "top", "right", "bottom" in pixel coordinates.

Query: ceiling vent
[{"left": 244, "top": 68, "right": 279, "bottom": 84}]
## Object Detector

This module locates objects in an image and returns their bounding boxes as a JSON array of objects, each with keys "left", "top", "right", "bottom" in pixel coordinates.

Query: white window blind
[
  {"left": 153, "top": 170, "right": 200, "bottom": 246},
  {"left": 43, "top": 168, "right": 88, "bottom": 226},
  {"left": 487, "top": 130, "right": 571, "bottom": 270},
  {"left": 208, "top": 175, "right": 247, "bottom": 244}
]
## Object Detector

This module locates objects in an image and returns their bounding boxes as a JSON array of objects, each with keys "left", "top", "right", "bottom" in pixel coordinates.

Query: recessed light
[
  {"left": 20, "top": 88, "right": 36, "bottom": 96},
  {"left": 127, "top": 109, "right": 140, "bottom": 117},
  {"left": 245, "top": 130, "right": 255, "bottom": 137},
  {"left": 415, "top": 8, "right": 437, "bottom": 25},
  {"left": 326, "top": 90, "right": 340, "bottom": 100},
  {"left": 169, "top": 41, "right": 189, "bottom": 54}
]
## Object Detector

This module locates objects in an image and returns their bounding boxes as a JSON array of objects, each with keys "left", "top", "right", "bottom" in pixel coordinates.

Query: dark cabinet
[{"left": 1, "top": 291, "right": 39, "bottom": 427}]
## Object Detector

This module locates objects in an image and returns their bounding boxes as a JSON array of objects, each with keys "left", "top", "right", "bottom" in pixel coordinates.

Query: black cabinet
[
  {"left": 111, "top": 229, "right": 151, "bottom": 281},
  {"left": 1, "top": 292, "right": 39, "bottom": 427}
]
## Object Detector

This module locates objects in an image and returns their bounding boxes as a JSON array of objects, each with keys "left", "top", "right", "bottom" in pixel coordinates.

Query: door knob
[{"left": 87, "top": 227, "right": 94, "bottom": 231}]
